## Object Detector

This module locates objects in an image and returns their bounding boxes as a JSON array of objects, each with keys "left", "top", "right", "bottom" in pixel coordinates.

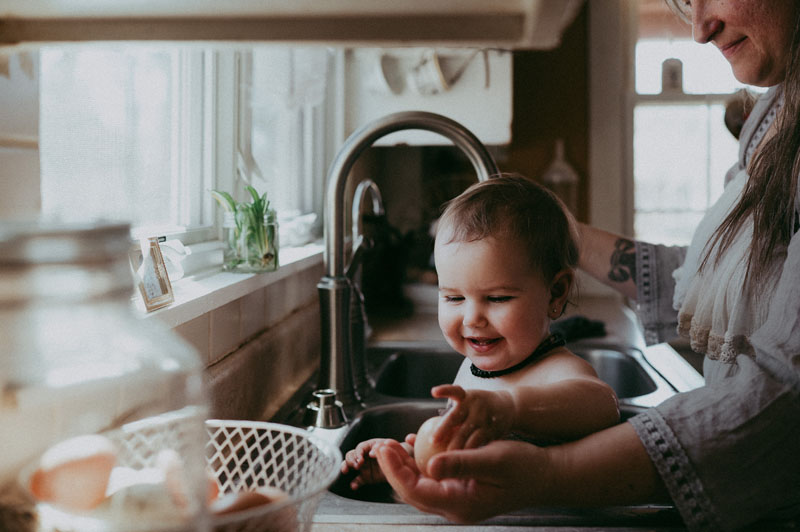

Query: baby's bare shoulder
[{"left": 520, "top": 348, "right": 599, "bottom": 382}]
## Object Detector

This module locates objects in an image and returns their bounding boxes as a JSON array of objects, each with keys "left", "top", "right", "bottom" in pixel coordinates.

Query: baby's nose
[{"left": 462, "top": 302, "right": 487, "bottom": 327}]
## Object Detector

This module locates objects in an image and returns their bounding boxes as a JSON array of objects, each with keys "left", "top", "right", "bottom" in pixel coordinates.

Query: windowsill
[{"left": 135, "top": 241, "right": 324, "bottom": 328}]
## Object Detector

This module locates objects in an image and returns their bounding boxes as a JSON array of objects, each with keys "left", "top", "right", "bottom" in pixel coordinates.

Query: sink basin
[
  {"left": 331, "top": 400, "right": 646, "bottom": 504},
  {"left": 317, "top": 399, "right": 682, "bottom": 529},
  {"left": 303, "top": 340, "right": 697, "bottom": 528},
  {"left": 371, "top": 341, "right": 664, "bottom": 402},
  {"left": 330, "top": 402, "right": 440, "bottom": 503},
  {"left": 372, "top": 347, "right": 462, "bottom": 398}
]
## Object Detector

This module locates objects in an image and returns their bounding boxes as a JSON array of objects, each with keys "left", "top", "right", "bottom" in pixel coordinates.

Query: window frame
[
  {"left": 631, "top": 92, "right": 738, "bottom": 244},
  {"left": 37, "top": 45, "right": 335, "bottom": 251},
  {"left": 162, "top": 48, "right": 235, "bottom": 246},
  {"left": 232, "top": 47, "right": 335, "bottom": 228},
  {"left": 589, "top": 0, "right": 752, "bottom": 243}
]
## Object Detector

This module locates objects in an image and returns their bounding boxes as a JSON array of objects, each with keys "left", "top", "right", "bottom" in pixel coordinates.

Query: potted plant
[{"left": 211, "top": 185, "right": 278, "bottom": 272}]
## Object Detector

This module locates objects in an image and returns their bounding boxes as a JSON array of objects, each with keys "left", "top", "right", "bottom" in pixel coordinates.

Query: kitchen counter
[{"left": 312, "top": 524, "right": 686, "bottom": 532}]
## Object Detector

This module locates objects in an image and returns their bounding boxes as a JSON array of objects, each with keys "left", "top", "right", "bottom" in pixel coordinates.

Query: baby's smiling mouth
[{"left": 467, "top": 337, "right": 500, "bottom": 347}]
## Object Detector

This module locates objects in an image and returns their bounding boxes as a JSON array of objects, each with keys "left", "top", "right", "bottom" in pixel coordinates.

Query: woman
[{"left": 374, "top": 1, "right": 800, "bottom": 530}]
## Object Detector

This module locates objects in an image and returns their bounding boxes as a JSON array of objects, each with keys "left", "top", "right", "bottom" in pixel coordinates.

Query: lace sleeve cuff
[
  {"left": 634, "top": 241, "right": 687, "bottom": 345},
  {"left": 628, "top": 411, "right": 722, "bottom": 531}
]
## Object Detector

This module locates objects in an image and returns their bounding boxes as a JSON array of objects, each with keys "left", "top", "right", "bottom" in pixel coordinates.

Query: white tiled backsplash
[{"left": 174, "top": 262, "right": 324, "bottom": 421}]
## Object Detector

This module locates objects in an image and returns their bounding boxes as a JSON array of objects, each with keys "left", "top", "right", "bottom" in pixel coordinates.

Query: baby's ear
[{"left": 549, "top": 269, "right": 574, "bottom": 303}]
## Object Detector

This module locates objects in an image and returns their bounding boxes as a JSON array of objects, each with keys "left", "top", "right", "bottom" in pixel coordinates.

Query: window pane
[
  {"left": 634, "top": 105, "right": 710, "bottom": 212},
  {"left": 39, "top": 46, "right": 211, "bottom": 239},
  {"left": 636, "top": 40, "right": 749, "bottom": 94},
  {"left": 635, "top": 211, "right": 705, "bottom": 246},
  {"left": 241, "top": 47, "right": 329, "bottom": 218},
  {"left": 40, "top": 48, "right": 173, "bottom": 226},
  {"left": 632, "top": 2, "right": 763, "bottom": 247},
  {"left": 633, "top": 103, "right": 739, "bottom": 244}
]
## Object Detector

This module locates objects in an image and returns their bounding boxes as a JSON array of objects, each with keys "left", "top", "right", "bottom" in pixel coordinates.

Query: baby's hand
[
  {"left": 341, "top": 438, "right": 413, "bottom": 490},
  {"left": 431, "top": 385, "right": 514, "bottom": 450}
]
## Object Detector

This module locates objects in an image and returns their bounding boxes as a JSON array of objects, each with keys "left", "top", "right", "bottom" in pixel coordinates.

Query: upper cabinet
[{"left": 0, "top": 0, "right": 583, "bottom": 49}]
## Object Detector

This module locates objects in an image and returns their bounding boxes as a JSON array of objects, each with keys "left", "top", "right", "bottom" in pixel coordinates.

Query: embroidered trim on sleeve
[{"left": 629, "top": 411, "right": 723, "bottom": 532}]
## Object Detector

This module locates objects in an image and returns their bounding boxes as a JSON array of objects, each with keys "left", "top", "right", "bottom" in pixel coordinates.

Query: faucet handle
[{"left": 304, "top": 389, "right": 348, "bottom": 429}]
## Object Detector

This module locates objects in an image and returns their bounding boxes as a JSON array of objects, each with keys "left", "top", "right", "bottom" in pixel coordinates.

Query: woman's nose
[{"left": 691, "top": 2, "right": 723, "bottom": 44}]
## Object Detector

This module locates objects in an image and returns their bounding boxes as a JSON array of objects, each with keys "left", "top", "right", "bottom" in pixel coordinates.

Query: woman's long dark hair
[{"left": 701, "top": 5, "right": 800, "bottom": 291}]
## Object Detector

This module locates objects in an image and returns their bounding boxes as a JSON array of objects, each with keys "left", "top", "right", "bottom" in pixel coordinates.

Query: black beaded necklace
[{"left": 470, "top": 333, "right": 566, "bottom": 379}]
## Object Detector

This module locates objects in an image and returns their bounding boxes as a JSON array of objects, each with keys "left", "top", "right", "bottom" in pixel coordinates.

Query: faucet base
[{"left": 304, "top": 389, "right": 348, "bottom": 429}]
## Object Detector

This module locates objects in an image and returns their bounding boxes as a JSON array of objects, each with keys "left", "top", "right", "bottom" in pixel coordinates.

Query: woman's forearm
[
  {"left": 546, "top": 421, "right": 670, "bottom": 505},
  {"left": 577, "top": 223, "right": 638, "bottom": 300}
]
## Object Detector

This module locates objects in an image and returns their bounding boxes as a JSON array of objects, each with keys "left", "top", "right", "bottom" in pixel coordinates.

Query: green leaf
[
  {"left": 209, "top": 190, "right": 237, "bottom": 213},
  {"left": 245, "top": 185, "right": 261, "bottom": 205}
]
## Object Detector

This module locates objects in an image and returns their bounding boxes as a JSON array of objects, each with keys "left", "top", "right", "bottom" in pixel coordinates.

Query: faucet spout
[{"left": 316, "top": 111, "right": 499, "bottom": 413}]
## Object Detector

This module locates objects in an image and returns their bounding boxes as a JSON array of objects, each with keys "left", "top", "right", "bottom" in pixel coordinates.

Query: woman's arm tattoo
[{"left": 608, "top": 238, "right": 636, "bottom": 284}]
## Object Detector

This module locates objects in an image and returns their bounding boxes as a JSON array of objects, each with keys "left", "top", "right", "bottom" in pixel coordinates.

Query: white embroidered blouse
[{"left": 628, "top": 85, "right": 800, "bottom": 531}]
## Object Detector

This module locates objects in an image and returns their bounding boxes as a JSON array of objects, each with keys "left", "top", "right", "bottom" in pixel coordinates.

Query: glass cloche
[{"left": 0, "top": 220, "right": 210, "bottom": 532}]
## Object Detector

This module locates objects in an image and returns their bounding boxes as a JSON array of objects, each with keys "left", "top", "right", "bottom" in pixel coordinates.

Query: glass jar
[
  {"left": 541, "top": 138, "right": 579, "bottom": 215},
  {"left": 0, "top": 221, "right": 209, "bottom": 532},
  {"left": 222, "top": 210, "right": 279, "bottom": 273}
]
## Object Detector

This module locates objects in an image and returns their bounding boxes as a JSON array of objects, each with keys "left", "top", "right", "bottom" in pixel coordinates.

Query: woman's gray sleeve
[
  {"left": 634, "top": 242, "right": 687, "bottom": 345},
  {"left": 629, "top": 359, "right": 800, "bottom": 531},
  {"left": 629, "top": 231, "right": 800, "bottom": 531}
]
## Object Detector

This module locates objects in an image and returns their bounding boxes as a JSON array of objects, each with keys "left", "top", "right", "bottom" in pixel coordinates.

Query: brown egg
[
  {"left": 413, "top": 415, "right": 448, "bottom": 476},
  {"left": 205, "top": 474, "right": 220, "bottom": 504},
  {"left": 29, "top": 434, "right": 117, "bottom": 512}
]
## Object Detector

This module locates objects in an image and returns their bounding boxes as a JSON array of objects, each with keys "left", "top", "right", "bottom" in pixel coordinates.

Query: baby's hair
[{"left": 437, "top": 173, "right": 579, "bottom": 284}]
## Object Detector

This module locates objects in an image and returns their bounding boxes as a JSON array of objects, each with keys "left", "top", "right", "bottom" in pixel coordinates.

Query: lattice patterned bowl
[{"left": 205, "top": 420, "right": 342, "bottom": 532}]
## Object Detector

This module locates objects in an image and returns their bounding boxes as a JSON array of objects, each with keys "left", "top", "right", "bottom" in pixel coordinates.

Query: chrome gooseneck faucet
[{"left": 312, "top": 111, "right": 499, "bottom": 425}]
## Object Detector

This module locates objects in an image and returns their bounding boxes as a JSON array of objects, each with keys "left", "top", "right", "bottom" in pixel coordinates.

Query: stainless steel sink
[
  {"left": 331, "top": 399, "right": 648, "bottom": 505},
  {"left": 370, "top": 339, "right": 676, "bottom": 409},
  {"left": 298, "top": 340, "right": 697, "bottom": 528},
  {"left": 330, "top": 401, "right": 440, "bottom": 504},
  {"left": 315, "top": 394, "right": 682, "bottom": 527}
]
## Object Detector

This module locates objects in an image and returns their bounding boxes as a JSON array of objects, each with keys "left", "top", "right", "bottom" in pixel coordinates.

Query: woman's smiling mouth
[{"left": 720, "top": 36, "right": 747, "bottom": 59}]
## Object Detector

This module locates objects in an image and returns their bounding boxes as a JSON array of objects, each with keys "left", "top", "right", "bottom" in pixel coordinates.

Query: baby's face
[{"left": 434, "top": 233, "right": 553, "bottom": 372}]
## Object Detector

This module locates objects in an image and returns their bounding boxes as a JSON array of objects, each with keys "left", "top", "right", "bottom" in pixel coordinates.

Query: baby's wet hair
[{"left": 437, "top": 173, "right": 579, "bottom": 285}]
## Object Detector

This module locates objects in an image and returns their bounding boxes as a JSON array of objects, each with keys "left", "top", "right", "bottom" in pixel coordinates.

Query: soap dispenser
[{"left": 541, "top": 138, "right": 579, "bottom": 215}]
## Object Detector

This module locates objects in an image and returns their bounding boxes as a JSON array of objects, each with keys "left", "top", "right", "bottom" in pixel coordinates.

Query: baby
[{"left": 342, "top": 174, "right": 620, "bottom": 489}]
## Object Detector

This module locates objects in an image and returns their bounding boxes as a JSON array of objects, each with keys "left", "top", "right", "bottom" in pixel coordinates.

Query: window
[
  {"left": 235, "top": 47, "right": 332, "bottom": 245},
  {"left": 38, "top": 45, "right": 333, "bottom": 248},
  {"left": 632, "top": 0, "right": 764, "bottom": 245},
  {"left": 39, "top": 46, "right": 222, "bottom": 243}
]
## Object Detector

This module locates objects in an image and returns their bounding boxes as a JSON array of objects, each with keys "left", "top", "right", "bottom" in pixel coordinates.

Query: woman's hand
[
  {"left": 375, "top": 438, "right": 551, "bottom": 524},
  {"left": 376, "top": 421, "right": 668, "bottom": 523},
  {"left": 431, "top": 384, "right": 514, "bottom": 450}
]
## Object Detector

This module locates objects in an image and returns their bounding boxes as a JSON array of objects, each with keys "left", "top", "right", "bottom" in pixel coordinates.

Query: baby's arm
[
  {"left": 503, "top": 351, "right": 620, "bottom": 441},
  {"left": 504, "top": 376, "right": 620, "bottom": 442},
  {"left": 434, "top": 355, "right": 619, "bottom": 446},
  {"left": 341, "top": 437, "right": 414, "bottom": 490}
]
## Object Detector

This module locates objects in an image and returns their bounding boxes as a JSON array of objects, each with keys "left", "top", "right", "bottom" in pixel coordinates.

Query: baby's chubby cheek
[{"left": 414, "top": 416, "right": 449, "bottom": 476}]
